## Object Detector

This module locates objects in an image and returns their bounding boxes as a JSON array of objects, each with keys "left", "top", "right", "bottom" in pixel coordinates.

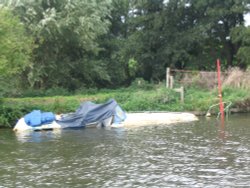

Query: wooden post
[
  {"left": 174, "top": 86, "right": 184, "bottom": 103},
  {"left": 180, "top": 86, "right": 184, "bottom": 103},
  {"left": 170, "top": 76, "right": 174, "bottom": 89},
  {"left": 166, "top": 67, "right": 170, "bottom": 88}
]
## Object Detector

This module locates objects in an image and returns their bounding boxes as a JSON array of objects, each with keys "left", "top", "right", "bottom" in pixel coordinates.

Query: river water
[{"left": 0, "top": 113, "right": 250, "bottom": 188}]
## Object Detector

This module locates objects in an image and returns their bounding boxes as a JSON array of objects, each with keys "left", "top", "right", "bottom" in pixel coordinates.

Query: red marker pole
[{"left": 217, "top": 59, "right": 224, "bottom": 120}]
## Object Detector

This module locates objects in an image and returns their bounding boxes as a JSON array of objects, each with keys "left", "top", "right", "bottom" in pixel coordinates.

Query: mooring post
[{"left": 217, "top": 59, "right": 224, "bottom": 120}]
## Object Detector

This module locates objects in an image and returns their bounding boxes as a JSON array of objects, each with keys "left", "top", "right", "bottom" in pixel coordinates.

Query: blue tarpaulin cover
[
  {"left": 24, "top": 110, "right": 55, "bottom": 127},
  {"left": 56, "top": 99, "right": 126, "bottom": 128}
]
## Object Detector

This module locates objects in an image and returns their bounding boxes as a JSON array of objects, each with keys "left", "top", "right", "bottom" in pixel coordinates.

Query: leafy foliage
[
  {"left": 0, "top": 7, "right": 32, "bottom": 76},
  {"left": 0, "top": 105, "right": 27, "bottom": 128},
  {"left": 0, "top": 7, "right": 33, "bottom": 96},
  {"left": 0, "top": 0, "right": 250, "bottom": 94},
  {"left": 9, "top": 0, "right": 112, "bottom": 89},
  {"left": 231, "top": 26, "right": 250, "bottom": 68}
]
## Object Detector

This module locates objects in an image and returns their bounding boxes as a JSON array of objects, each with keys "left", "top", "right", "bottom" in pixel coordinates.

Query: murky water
[{"left": 1, "top": 113, "right": 250, "bottom": 188}]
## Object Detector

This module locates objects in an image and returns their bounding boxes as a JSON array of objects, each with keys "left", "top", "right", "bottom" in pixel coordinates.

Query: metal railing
[{"left": 206, "top": 101, "right": 232, "bottom": 119}]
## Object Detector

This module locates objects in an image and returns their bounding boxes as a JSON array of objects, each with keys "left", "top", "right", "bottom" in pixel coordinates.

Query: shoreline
[
  {"left": 2, "top": 109, "right": 250, "bottom": 129},
  {"left": 2, "top": 86, "right": 250, "bottom": 129}
]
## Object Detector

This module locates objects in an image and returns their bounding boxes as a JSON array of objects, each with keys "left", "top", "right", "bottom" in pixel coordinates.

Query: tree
[
  {"left": 9, "top": 0, "right": 112, "bottom": 89},
  {"left": 231, "top": 26, "right": 250, "bottom": 68},
  {"left": 122, "top": 0, "right": 250, "bottom": 83},
  {"left": 0, "top": 7, "right": 32, "bottom": 77},
  {"left": 192, "top": 0, "right": 248, "bottom": 68},
  {"left": 1, "top": 0, "right": 250, "bottom": 91},
  {"left": 0, "top": 7, "right": 33, "bottom": 95},
  {"left": 97, "top": 0, "right": 132, "bottom": 86},
  {"left": 122, "top": 0, "right": 166, "bottom": 81}
]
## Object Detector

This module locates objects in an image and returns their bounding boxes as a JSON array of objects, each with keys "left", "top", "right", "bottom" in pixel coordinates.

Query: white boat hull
[{"left": 13, "top": 112, "right": 198, "bottom": 132}]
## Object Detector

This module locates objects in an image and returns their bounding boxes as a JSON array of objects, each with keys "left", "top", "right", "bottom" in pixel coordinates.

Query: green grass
[{"left": 1, "top": 85, "right": 250, "bottom": 128}]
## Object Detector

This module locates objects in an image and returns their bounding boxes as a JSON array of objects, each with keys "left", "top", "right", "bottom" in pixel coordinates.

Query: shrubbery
[
  {"left": 2, "top": 77, "right": 250, "bottom": 128},
  {"left": 0, "top": 105, "right": 30, "bottom": 128}
]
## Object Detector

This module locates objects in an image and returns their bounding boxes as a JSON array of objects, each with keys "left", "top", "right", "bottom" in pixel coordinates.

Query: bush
[
  {"left": 44, "top": 87, "right": 71, "bottom": 96},
  {"left": 19, "top": 89, "right": 45, "bottom": 97},
  {"left": 130, "top": 78, "right": 154, "bottom": 90},
  {"left": 2, "top": 82, "right": 250, "bottom": 128},
  {"left": 0, "top": 105, "right": 31, "bottom": 128}
]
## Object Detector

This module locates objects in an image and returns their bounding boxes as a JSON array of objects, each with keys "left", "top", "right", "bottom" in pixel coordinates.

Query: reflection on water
[
  {"left": 15, "top": 129, "right": 63, "bottom": 143},
  {"left": 1, "top": 114, "right": 250, "bottom": 187}
]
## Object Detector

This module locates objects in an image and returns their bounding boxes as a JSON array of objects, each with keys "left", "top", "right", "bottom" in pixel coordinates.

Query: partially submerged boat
[
  {"left": 123, "top": 112, "right": 198, "bottom": 128},
  {"left": 13, "top": 99, "right": 198, "bottom": 132},
  {"left": 13, "top": 99, "right": 126, "bottom": 132}
]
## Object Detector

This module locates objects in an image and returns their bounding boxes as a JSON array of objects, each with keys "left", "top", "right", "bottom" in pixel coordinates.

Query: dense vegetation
[
  {"left": 0, "top": 0, "right": 250, "bottom": 94},
  {"left": 2, "top": 80, "right": 250, "bottom": 128},
  {"left": 1, "top": 0, "right": 250, "bottom": 127}
]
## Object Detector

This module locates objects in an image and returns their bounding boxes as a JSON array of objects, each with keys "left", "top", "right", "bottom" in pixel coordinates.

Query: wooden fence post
[
  {"left": 180, "top": 86, "right": 184, "bottom": 103},
  {"left": 174, "top": 86, "right": 184, "bottom": 103},
  {"left": 166, "top": 67, "right": 170, "bottom": 88},
  {"left": 170, "top": 76, "right": 174, "bottom": 89}
]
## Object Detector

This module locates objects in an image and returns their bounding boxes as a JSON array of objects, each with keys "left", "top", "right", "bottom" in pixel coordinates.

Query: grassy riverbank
[{"left": 1, "top": 83, "right": 250, "bottom": 128}]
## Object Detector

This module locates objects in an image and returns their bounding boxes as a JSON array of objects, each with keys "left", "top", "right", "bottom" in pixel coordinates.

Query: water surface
[{"left": 0, "top": 113, "right": 250, "bottom": 187}]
